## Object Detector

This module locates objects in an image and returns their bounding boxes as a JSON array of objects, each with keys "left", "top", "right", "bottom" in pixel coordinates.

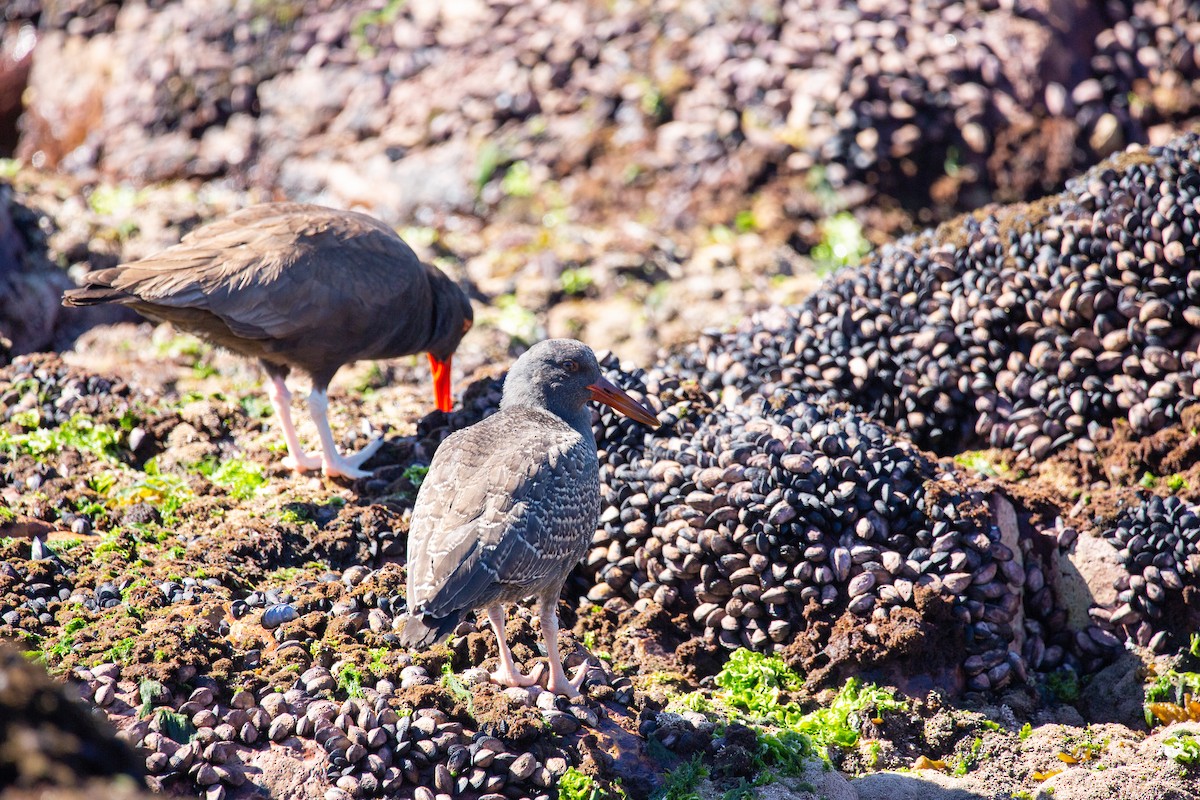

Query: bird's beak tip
[{"left": 588, "top": 376, "right": 660, "bottom": 429}]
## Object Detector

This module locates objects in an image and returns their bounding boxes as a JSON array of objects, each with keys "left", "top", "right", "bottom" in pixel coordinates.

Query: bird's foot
[
  {"left": 543, "top": 663, "right": 589, "bottom": 698},
  {"left": 322, "top": 437, "right": 385, "bottom": 479},
  {"left": 321, "top": 458, "right": 372, "bottom": 480},
  {"left": 282, "top": 452, "right": 324, "bottom": 473},
  {"left": 491, "top": 660, "right": 543, "bottom": 689},
  {"left": 342, "top": 435, "right": 385, "bottom": 467}
]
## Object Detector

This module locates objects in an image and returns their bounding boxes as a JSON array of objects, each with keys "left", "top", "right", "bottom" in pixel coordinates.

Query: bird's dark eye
[{"left": 562, "top": 359, "right": 578, "bottom": 373}]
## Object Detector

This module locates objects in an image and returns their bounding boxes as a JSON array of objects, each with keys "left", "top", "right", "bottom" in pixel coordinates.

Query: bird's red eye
[{"left": 562, "top": 359, "right": 578, "bottom": 373}]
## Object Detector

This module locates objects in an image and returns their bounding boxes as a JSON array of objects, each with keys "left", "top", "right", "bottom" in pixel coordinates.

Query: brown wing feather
[
  {"left": 406, "top": 407, "right": 600, "bottom": 618},
  {"left": 70, "top": 204, "right": 427, "bottom": 343}
]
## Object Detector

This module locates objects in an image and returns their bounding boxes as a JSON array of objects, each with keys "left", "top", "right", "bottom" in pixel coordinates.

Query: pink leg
[
  {"left": 539, "top": 593, "right": 587, "bottom": 698},
  {"left": 306, "top": 388, "right": 384, "bottom": 479},
  {"left": 266, "top": 374, "right": 322, "bottom": 472},
  {"left": 485, "top": 605, "right": 541, "bottom": 688}
]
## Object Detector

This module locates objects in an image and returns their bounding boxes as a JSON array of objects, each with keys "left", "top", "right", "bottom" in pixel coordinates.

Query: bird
[
  {"left": 398, "top": 338, "right": 660, "bottom": 696},
  {"left": 62, "top": 202, "right": 473, "bottom": 479}
]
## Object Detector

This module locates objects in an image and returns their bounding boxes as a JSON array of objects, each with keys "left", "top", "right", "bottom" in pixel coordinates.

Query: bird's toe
[
  {"left": 323, "top": 461, "right": 373, "bottom": 480},
  {"left": 541, "top": 663, "right": 588, "bottom": 698},
  {"left": 282, "top": 453, "right": 324, "bottom": 473},
  {"left": 491, "top": 661, "right": 542, "bottom": 689},
  {"left": 570, "top": 663, "right": 590, "bottom": 692},
  {"left": 341, "top": 436, "right": 385, "bottom": 468}
]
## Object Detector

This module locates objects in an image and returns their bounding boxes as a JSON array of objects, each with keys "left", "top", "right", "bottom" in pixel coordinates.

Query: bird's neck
[
  {"left": 501, "top": 391, "right": 594, "bottom": 440},
  {"left": 556, "top": 406, "right": 595, "bottom": 440},
  {"left": 422, "top": 267, "right": 468, "bottom": 355}
]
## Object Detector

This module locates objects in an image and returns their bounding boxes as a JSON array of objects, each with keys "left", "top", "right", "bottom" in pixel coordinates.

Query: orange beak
[
  {"left": 587, "top": 376, "right": 660, "bottom": 428},
  {"left": 429, "top": 354, "right": 453, "bottom": 412}
]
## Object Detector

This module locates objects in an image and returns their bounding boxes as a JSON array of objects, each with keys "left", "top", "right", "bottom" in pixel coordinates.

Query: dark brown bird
[
  {"left": 62, "top": 203, "right": 473, "bottom": 478},
  {"left": 399, "top": 339, "right": 659, "bottom": 696}
]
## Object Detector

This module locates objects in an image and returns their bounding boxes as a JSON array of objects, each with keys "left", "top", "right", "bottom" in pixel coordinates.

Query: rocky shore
[{"left": 3, "top": 0, "right": 1200, "bottom": 798}]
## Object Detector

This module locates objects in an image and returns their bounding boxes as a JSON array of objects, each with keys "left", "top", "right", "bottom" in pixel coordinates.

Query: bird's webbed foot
[
  {"left": 491, "top": 660, "right": 544, "bottom": 689},
  {"left": 322, "top": 437, "right": 385, "bottom": 479},
  {"left": 543, "top": 662, "right": 589, "bottom": 698},
  {"left": 282, "top": 452, "right": 324, "bottom": 473}
]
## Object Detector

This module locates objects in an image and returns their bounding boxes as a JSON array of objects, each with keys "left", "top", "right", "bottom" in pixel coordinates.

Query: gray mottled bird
[
  {"left": 398, "top": 339, "right": 659, "bottom": 696},
  {"left": 62, "top": 203, "right": 473, "bottom": 479}
]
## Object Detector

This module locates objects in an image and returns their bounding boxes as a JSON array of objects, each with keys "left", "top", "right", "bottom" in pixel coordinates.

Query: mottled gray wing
[
  {"left": 406, "top": 408, "right": 599, "bottom": 618},
  {"left": 97, "top": 204, "right": 426, "bottom": 340}
]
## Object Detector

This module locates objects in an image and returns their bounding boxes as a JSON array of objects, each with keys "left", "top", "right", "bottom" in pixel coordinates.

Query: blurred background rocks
[
  {"left": 6, "top": 0, "right": 1200, "bottom": 227},
  {"left": 0, "top": 641, "right": 152, "bottom": 796}
]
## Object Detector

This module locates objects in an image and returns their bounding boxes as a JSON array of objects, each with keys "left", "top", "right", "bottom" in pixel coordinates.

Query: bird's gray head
[{"left": 501, "top": 338, "right": 660, "bottom": 434}]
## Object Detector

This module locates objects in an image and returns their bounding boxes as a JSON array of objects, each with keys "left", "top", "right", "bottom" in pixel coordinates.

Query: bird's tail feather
[
  {"left": 396, "top": 612, "right": 461, "bottom": 649},
  {"left": 62, "top": 286, "right": 128, "bottom": 307}
]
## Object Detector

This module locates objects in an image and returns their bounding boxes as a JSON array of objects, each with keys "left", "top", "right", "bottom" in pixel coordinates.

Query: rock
[
  {"left": 0, "top": 187, "right": 77, "bottom": 355},
  {"left": 1037, "top": 723, "right": 1200, "bottom": 799},
  {"left": 1076, "top": 651, "right": 1152, "bottom": 728},
  {"left": 854, "top": 771, "right": 989, "bottom": 800},
  {"left": 16, "top": 31, "right": 113, "bottom": 169},
  {"left": 711, "top": 761, "right": 855, "bottom": 800},
  {"left": 1059, "top": 531, "right": 1123, "bottom": 630},
  {"left": 0, "top": 643, "right": 148, "bottom": 790}
]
